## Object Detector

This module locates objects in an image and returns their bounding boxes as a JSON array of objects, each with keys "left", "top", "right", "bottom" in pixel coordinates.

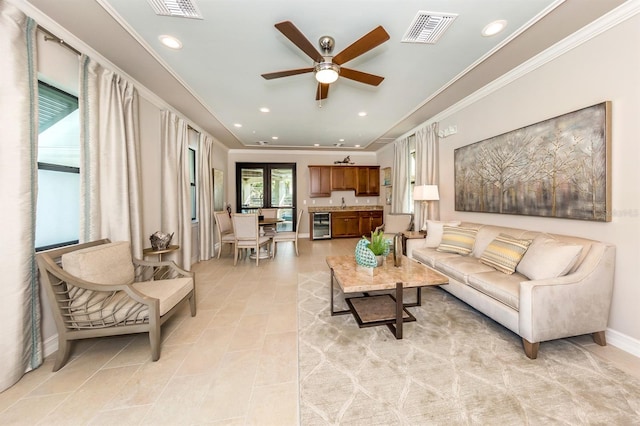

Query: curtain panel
[
  {"left": 161, "top": 111, "right": 192, "bottom": 269},
  {"left": 415, "top": 123, "right": 440, "bottom": 227},
  {"left": 0, "top": 1, "right": 42, "bottom": 392},
  {"left": 391, "top": 137, "right": 410, "bottom": 213},
  {"left": 198, "top": 133, "right": 214, "bottom": 261},
  {"left": 79, "top": 55, "right": 143, "bottom": 257}
]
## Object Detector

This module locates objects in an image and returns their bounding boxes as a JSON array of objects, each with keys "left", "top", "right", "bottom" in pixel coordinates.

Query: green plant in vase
[{"left": 367, "top": 229, "right": 390, "bottom": 266}]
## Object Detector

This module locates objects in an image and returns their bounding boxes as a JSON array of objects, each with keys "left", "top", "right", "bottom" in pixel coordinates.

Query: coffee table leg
[{"left": 330, "top": 268, "right": 350, "bottom": 316}]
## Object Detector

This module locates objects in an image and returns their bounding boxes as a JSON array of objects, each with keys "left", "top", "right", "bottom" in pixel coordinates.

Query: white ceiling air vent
[
  {"left": 147, "top": 0, "right": 203, "bottom": 19},
  {"left": 402, "top": 11, "right": 458, "bottom": 44}
]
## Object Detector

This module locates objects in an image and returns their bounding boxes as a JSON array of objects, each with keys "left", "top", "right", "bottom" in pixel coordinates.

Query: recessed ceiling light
[
  {"left": 314, "top": 144, "right": 320, "bottom": 147},
  {"left": 358, "top": 112, "right": 367, "bottom": 117},
  {"left": 158, "top": 35, "right": 182, "bottom": 49},
  {"left": 339, "top": 138, "right": 345, "bottom": 142},
  {"left": 355, "top": 144, "right": 361, "bottom": 148},
  {"left": 482, "top": 20, "right": 507, "bottom": 37},
  {"left": 233, "top": 123, "right": 242, "bottom": 128},
  {"left": 271, "top": 136, "right": 278, "bottom": 140},
  {"left": 260, "top": 107, "right": 270, "bottom": 113}
]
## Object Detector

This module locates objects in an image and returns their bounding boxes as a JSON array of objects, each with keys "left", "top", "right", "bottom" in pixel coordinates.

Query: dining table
[{"left": 250, "top": 217, "right": 283, "bottom": 259}]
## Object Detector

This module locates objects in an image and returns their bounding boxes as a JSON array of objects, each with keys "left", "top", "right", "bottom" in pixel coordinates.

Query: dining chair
[
  {"left": 271, "top": 208, "right": 304, "bottom": 257},
  {"left": 231, "top": 213, "right": 272, "bottom": 266},
  {"left": 214, "top": 211, "right": 235, "bottom": 258},
  {"left": 260, "top": 208, "right": 278, "bottom": 236}
]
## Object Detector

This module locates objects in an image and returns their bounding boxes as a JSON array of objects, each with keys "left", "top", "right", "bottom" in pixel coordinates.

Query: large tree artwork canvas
[{"left": 455, "top": 102, "right": 611, "bottom": 221}]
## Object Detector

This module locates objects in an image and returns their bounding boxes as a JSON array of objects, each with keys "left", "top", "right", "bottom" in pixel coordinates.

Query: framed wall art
[{"left": 455, "top": 101, "right": 611, "bottom": 222}]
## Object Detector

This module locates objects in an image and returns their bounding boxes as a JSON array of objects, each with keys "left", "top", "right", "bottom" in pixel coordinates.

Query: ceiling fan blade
[
  {"left": 316, "top": 83, "right": 329, "bottom": 100},
  {"left": 261, "top": 68, "right": 314, "bottom": 80},
  {"left": 340, "top": 68, "right": 385, "bottom": 86},
  {"left": 332, "top": 26, "right": 390, "bottom": 65},
  {"left": 275, "top": 21, "right": 324, "bottom": 63}
]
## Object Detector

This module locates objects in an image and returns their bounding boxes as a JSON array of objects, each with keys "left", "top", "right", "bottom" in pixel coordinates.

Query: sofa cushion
[
  {"left": 62, "top": 241, "right": 135, "bottom": 285},
  {"left": 425, "top": 220, "right": 461, "bottom": 248},
  {"left": 412, "top": 247, "right": 459, "bottom": 267},
  {"left": 516, "top": 234, "right": 583, "bottom": 280},
  {"left": 437, "top": 226, "right": 477, "bottom": 255},
  {"left": 435, "top": 256, "right": 495, "bottom": 284},
  {"left": 467, "top": 271, "right": 524, "bottom": 311},
  {"left": 480, "top": 233, "right": 532, "bottom": 274}
]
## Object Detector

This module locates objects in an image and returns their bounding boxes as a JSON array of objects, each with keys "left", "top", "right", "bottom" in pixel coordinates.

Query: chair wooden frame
[
  {"left": 231, "top": 213, "right": 272, "bottom": 266},
  {"left": 36, "top": 239, "right": 196, "bottom": 371},
  {"left": 271, "top": 208, "right": 304, "bottom": 257},
  {"left": 214, "top": 211, "right": 235, "bottom": 258}
]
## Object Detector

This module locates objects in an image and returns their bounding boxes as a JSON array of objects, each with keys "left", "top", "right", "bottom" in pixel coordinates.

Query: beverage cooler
[{"left": 311, "top": 212, "right": 331, "bottom": 240}]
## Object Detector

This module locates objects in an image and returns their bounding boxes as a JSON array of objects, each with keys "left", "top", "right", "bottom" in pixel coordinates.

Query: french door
[{"left": 236, "top": 163, "right": 297, "bottom": 231}]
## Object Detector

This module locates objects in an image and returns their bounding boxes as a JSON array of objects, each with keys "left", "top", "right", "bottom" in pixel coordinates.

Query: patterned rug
[{"left": 298, "top": 271, "right": 640, "bottom": 425}]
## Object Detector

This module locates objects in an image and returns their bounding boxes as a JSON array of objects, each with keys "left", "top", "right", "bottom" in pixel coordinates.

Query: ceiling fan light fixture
[{"left": 315, "top": 62, "right": 340, "bottom": 84}]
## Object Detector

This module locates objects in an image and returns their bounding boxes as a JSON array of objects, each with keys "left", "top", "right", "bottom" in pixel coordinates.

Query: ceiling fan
[{"left": 261, "top": 21, "right": 390, "bottom": 101}]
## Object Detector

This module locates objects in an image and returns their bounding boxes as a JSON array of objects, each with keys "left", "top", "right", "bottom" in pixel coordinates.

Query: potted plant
[{"left": 367, "top": 229, "right": 389, "bottom": 266}]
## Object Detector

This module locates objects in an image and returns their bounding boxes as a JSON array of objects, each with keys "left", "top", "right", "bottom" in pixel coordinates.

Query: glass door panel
[
  {"left": 270, "top": 167, "right": 294, "bottom": 231},
  {"left": 240, "top": 167, "right": 264, "bottom": 213}
]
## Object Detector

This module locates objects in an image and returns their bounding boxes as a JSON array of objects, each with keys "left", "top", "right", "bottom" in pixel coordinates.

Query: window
[{"left": 35, "top": 81, "right": 80, "bottom": 251}]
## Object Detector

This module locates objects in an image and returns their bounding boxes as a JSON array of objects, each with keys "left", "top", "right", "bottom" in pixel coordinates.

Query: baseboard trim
[
  {"left": 43, "top": 334, "right": 58, "bottom": 358},
  {"left": 607, "top": 328, "right": 640, "bottom": 358}
]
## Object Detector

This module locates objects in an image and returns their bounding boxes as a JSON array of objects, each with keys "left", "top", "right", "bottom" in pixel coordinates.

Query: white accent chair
[
  {"left": 271, "top": 209, "right": 304, "bottom": 257},
  {"left": 232, "top": 213, "right": 272, "bottom": 266},
  {"left": 214, "top": 211, "right": 235, "bottom": 258},
  {"left": 376, "top": 213, "right": 413, "bottom": 240},
  {"left": 36, "top": 240, "right": 196, "bottom": 371}
]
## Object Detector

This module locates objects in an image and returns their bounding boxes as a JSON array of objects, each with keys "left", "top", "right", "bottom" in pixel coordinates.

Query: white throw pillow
[
  {"left": 425, "top": 220, "right": 461, "bottom": 248},
  {"left": 516, "top": 234, "right": 583, "bottom": 280}
]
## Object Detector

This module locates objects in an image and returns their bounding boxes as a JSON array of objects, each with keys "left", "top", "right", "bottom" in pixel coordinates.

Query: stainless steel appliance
[{"left": 312, "top": 212, "right": 331, "bottom": 240}]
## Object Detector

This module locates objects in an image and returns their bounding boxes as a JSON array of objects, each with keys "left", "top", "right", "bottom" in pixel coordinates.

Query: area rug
[{"left": 298, "top": 271, "right": 640, "bottom": 425}]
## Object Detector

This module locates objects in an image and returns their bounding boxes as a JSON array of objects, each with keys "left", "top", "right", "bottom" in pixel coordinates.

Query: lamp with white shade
[{"left": 413, "top": 185, "right": 439, "bottom": 231}]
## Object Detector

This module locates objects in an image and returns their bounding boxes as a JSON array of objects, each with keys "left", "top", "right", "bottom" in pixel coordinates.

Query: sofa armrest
[
  {"left": 518, "top": 243, "right": 615, "bottom": 343},
  {"left": 406, "top": 237, "right": 428, "bottom": 259}
]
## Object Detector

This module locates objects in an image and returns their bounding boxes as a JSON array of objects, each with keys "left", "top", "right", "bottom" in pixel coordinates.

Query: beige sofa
[{"left": 408, "top": 221, "right": 616, "bottom": 359}]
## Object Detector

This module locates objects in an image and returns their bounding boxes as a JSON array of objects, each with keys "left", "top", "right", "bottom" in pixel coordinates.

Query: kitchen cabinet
[
  {"left": 331, "top": 211, "right": 361, "bottom": 238},
  {"left": 359, "top": 210, "right": 383, "bottom": 236},
  {"left": 308, "top": 166, "right": 331, "bottom": 197},
  {"left": 356, "top": 166, "right": 380, "bottom": 196},
  {"left": 331, "top": 166, "right": 357, "bottom": 191}
]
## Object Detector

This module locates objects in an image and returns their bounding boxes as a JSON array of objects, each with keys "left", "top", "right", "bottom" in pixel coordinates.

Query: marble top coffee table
[{"left": 326, "top": 254, "right": 449, "bottom": 339}]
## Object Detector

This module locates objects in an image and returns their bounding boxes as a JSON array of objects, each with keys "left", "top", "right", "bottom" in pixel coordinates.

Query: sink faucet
[{"left": 341, "top": 197, "right": 346, "bottom": 209}]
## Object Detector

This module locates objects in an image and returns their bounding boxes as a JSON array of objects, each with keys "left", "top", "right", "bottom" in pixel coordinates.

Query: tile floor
[{"left": 1, "top": 237, "right": 638, "bottom": 425}]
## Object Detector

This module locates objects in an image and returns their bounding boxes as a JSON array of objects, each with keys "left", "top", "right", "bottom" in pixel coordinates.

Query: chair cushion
[
  {"left": 480, "top": 233, "right": 532, "bottom": 274},
  {"left": 272, "top": 231, "right": 296, "bottom": 242},
  {"left": 133, "top": 278, "right": 193, "bottom": 316},
  {"left": 62, "top": 241, "right": 134, "bottom": 285},
  {"left": 221, "top": 232, "right": 235, "bottom": 243}
]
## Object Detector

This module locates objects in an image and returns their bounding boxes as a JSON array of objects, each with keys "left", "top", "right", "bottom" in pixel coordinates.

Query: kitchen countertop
[{"left": 308, "top": 205, "right": 383, "bottom": 213}]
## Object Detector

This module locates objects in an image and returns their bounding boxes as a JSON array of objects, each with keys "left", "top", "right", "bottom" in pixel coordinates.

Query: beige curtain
[
  {"left": 161, "top": 111, "right": 192, "bottom": 269},
  {"left": 79, "top": 55, "right": 143, "bottom": 257},
  {"left": 198, "top": 133, "right": 214, "bottom": 261},
  {"left": 391, "top": 137, "right": 411, "bottom": 213},
  {"left": 415, "top": 123, "right": 440, "bottom": 225},
  {"left": 0, "top": 2, "right": 43, "bottom": 392}
]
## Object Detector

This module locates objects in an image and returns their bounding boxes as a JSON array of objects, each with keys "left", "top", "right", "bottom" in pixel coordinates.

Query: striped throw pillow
[
  {"left": 480, "top": 233, "right": 532, "bottom": 274},
  {"left": 436, "top": 226, "right": 478, "bottom": 255}
]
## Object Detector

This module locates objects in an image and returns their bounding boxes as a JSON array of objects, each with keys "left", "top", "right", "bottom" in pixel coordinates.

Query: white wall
[
  {"left": 433, "top": 13, "right": 640, "bottom": 350},
  {"left": 227, "top": 150, "right": 378, "bottom": 235}
]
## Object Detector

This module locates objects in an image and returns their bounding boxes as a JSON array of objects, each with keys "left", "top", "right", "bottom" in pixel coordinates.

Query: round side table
[{"left": 143, "top": 245, "right": 180, "bottom": 262}]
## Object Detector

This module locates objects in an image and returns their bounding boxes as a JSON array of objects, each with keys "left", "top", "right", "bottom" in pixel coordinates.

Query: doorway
[{"left": 236, "top": 163, "right": 297, "bottom": 231}]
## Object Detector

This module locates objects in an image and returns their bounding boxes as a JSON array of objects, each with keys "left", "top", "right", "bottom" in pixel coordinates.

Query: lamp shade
[{"left": 413, "top": 185, "right": 439, "bottom": 201}]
